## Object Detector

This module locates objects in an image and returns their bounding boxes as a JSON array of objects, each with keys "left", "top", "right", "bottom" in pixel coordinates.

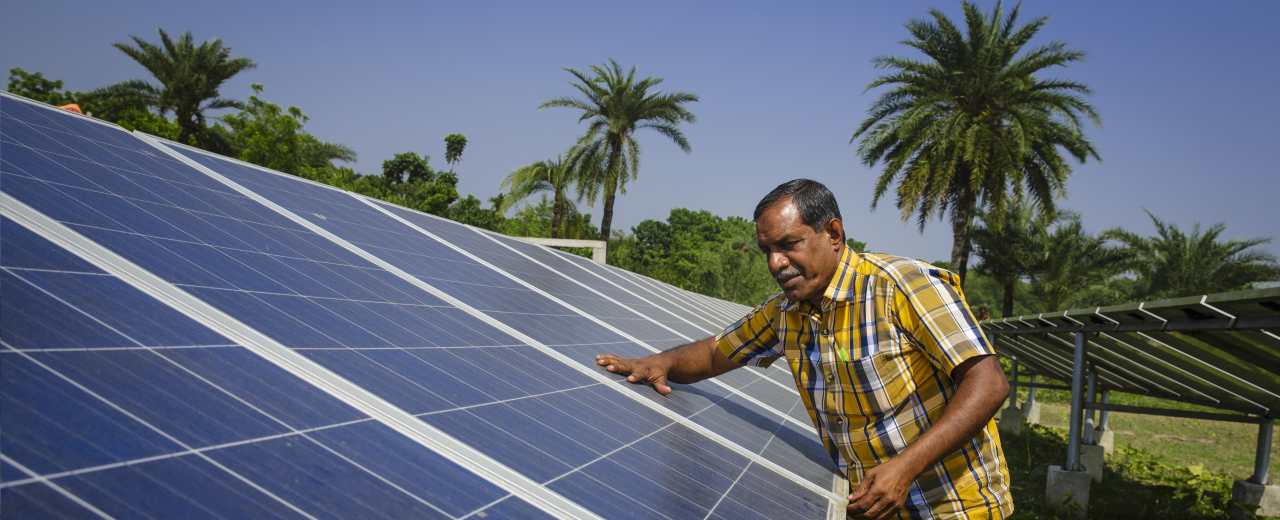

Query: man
[{"left": 596, "top": 179, "right": 1012, "bottom": 519}]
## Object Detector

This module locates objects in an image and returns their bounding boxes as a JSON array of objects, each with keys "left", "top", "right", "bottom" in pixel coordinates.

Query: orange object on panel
[{"left": 58, "top": 103, "right": 83, "bottom": 114}]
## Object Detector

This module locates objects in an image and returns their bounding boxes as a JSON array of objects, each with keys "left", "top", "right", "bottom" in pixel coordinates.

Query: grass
[{"left": 1002, "top": 381, "right": 1278, "bottom": 519}]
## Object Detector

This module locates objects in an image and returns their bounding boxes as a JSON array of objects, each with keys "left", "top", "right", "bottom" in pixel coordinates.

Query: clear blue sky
[{"left": 4, "top": 0, "right": 1277, "bottom": 262}]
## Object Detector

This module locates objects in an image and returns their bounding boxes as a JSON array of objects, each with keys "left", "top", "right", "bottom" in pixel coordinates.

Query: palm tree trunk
[
  {"left": 551, "top": 192, "right": 564, "bottom": 239},
  {"left": 950, "top": 194, "right": 976, "bottom": 288},
  {"left": 599, "top": 187, "right": 617, "bottom": 242},
  {"left": 1002, "top": 281, "right": 1015, "bottom": 318}
]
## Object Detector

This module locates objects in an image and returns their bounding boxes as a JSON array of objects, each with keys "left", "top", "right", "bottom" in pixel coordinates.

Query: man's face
[{"left": 756, "top": 198, "right": 844, "bottom": 306}]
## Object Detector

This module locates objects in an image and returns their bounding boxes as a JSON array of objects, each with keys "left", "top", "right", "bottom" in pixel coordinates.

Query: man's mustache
[{"left": 774, "top": 268, "right": 801, "bottom": 283}]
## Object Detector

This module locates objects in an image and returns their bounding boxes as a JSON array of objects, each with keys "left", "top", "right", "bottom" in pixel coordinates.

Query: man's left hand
[{"left": 846, "top": 457, "right": 915, "bottom": 519}]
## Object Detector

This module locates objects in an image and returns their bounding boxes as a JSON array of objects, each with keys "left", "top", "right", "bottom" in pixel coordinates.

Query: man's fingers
[
  {"left": 652, "top": 375, "right": 672, "bottom": 395},
  {"left": 596, "top": 354, "right": 632, "bottom": 374}
]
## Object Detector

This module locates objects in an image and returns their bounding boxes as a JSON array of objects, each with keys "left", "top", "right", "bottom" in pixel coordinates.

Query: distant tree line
[{"left": 9, "top": 15, "right": 1278, "bottom": 313}]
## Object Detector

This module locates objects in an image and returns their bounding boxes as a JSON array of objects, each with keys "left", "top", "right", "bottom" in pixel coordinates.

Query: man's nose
[{"left": 769, "top": 252, "right": 790, "bottom": 272}]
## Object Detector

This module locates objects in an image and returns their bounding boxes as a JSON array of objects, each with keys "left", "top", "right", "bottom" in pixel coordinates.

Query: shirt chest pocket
[{"left": 829, "top": 350, "right": 912, "bottom": 417}]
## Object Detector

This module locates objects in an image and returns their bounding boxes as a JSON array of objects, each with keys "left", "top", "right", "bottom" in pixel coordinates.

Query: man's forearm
[{"left": 658, "top": 337, "right": 723, "bottom": 384}]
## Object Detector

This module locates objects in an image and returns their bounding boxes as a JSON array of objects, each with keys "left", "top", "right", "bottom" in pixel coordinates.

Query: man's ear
[{"left": 825, "top": 218, "right": 845, "bottom": 249}]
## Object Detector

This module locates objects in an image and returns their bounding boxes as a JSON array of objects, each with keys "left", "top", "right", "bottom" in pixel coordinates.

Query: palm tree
[
  {"left": 1029, "top": 213, "right": 1130, "bottom": 312},
  {"left": 97, "top": 29, "right": 256, "bottom": 146},
  {"left": 540, "top": 59, "right": 698, "bottom": 241},
  {"left": 501, "top": 156, "right": 577, "bottom": 238},
  {"left": 971, "top": 201, "right": 1045, "bottom": 317},
  {"left": 1103, "top": 210, "right": 1280, "bottom": 299},
  {"left": 851, "top": 2, "right": 1101, "bottom": 286}
]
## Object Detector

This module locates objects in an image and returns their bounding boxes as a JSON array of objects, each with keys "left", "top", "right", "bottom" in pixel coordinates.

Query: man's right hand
[{"left": 595, "top": 354, "right": 675, "bottom": 395}]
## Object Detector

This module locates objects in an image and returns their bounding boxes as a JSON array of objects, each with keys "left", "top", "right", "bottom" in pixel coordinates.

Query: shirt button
[
  {"left": 836, "top": 417, "right": 843, "bottom": 424},
  {"left": 827, "top": 374, "right": 834, "bottom": 382},
  {"left": 822, "top": 329, "right": 831, "bottom": 336}
]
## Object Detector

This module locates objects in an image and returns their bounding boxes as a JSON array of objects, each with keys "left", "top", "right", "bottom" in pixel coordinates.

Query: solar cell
[{"left": 1, "top": 93, "right": 845, "bottom": 518}]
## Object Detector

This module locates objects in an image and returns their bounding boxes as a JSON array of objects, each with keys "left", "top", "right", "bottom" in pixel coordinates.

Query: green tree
[
  {"left": 1103, "top": 211, "right": 1280, "bottom": 300},
  {"left": 971, "top": 202, "right": 1045, "bottom": 317},
  {"left": 443, "top": 134, "right": 467, "bottom": 172},
  {"left": 448, "top": 194, "right": 504, "bottom": 232},
  {"left": 382, "top": 152, "right": 434, "bottom": 184},
  {"left": 6, "top": 68, "right": 78, "bottom": 106},
  {"left": 219, "top": 84, "right": 355, "bottom": 175},
  {"left": 846, "top": 238, "right": 868, "bottom": 252},
  {"left": 540, "top": 59, "right": 698, "bottom": 241},
  {"left": 1029, "top": 213, "right": 1130, "bottom": 312},
  {"left": 501, "top": 156, "right": 576, "bottom": 238},
  {"left": 98, "top": 29, "right": 257, "bottom": 147},
  {"left": 851, "top": 2, "right": 1101, "bottom": 286}
]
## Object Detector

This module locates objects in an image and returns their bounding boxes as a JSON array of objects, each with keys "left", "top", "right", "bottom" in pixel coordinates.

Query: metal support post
[
  {"left": 1066, "top": 332, "right": 1088, "bottom": 471},
  {"left": 1084, "top": 366, "right": 1097, "bottom": 445},
  {"left": 1251, "top": 419, "right": 1274, "bottom": 485},
  {"left": 1098, "top": 389, "right": 1110, "bottom": 432},
  {"left": 1008, "top": 357, "right": 1019, "bottom": 410},
  {"left": 1027, "top": 375, "right": 1037, "bottom": 404}
]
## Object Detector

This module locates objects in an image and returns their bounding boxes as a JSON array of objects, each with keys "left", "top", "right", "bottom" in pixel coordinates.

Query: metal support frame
[
  {"left": 1098, "top": 390, "right": 1111, "bottom": 432},
  {"left": 1008, "top": 357, "right": 1020, "bottom": 410},
  {"left": 1066, "top": 332, "right": 1088, "bottom": 471},
  {"left": 1085, "top": 403, "right": 1266, "bottom": 424},
  {"left": 1008, "top": 381, "right": 1073, "bottom": 391},
  {"left": 1084, "top": 366, "right": 1097, "bottom": 445},
  {"left": 1028, "top": 375, "right": 1037, "bottom": 404},
  {"left": 1251, "top": 419, "right": 1274, "bottom": 485}
]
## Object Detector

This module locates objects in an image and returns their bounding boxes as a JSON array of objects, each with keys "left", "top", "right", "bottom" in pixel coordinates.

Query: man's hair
[{"left": 753, "top": 179, "right": 844, "bottom": 239}]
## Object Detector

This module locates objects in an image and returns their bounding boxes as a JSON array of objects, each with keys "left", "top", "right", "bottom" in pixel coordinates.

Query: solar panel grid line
[
  {"left": 1, "top": 343, "right": 319, "bottom": 519},
  {"left": 470, "top": 227, "right": 809, "bottom": 417},
  {"left": 135, "top": 134, "right": 845, "bottom": 508},
  {"left": 530, "top": 245, "right": 805, "bottom": 396},
  {"left": 1034, "top": 334, "right": 1144, "bottom": 391},
  {"left": 350, "top": 193, "right": 842, "bottom": 502},
  {"left": 607, "top": 266, "right": 730, "bottom": 329},
  {"left": 0, "top": 192, "right": 598, "bottom": 520},
  {"left": 1131, "top": 331, "right": 1280, "bottom": 405},
  {"left": 527, "top": 242, "right": 725, "bottom": 336},
  {"left": 0, "top": 455, "right": 115, "bottom": 520},
  {"left": 471, "top": 229, "right": 698, "bottom": 343}
]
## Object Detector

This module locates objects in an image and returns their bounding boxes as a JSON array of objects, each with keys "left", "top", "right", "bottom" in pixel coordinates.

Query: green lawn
[{"left": 1001, "top": 382, "right": 1277, "bottom": 519}]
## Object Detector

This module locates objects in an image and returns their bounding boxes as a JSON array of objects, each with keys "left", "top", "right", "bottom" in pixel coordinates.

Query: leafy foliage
[
  {"left": 98, "top": 29, "right": 257, "bottom": 147},
  {"left": 852, "top": 1, "right": 1101, "bottom": 282},
  {"left": 501, "top": 156, "right": 576, "bottom": 238},
  {"left": 540, "top": 59, "right": 698, "bottom": 241},
  {"left": 218, "top": 84, "right": 355, "bottom": 175},
  {"left": 1028, "top": 212, "right": 1131, "bottom": 312},
  {"left": 1104, "top": 210, "right": 1280, "bottom": 300},
  {"left": 610, "top": 209, "right": 777, "bottom": 305},
  {"left": 6, "top": 68, "right": 79, "bottom": 106},
  {"left": 972, "top": 202, "right": 1048, "bottom": 317},
  {"left": 443, "top": 133, "right": 467, "bottom": 172}
]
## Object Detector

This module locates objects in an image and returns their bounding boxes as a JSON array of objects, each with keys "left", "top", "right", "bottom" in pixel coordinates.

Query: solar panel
[{"left": 1, "top": 92, "right": 844, "bottom": 519}]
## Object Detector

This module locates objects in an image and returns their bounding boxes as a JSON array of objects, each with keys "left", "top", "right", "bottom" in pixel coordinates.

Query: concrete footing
[
  {"left": 1092, "top": 429, "right": 1114, "bottom": 456},
  {"left": 1021, "top": 401, "right": 1042, "bottom": 425},
  {"left": 1046, "top": 466, "right": 1090, "bottom": 519},
  {"left": 1080, "top": 444, "right": 1106, "bottom": 483},
  {"left": 1231, "top": 480, "right": 1280, "bottom": 519},
  {"left": 997, "top": 408, "right": 1022, "bottom": 436}
]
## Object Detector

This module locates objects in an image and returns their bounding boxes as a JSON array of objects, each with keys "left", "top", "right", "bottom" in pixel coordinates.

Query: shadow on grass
[{"left": 1003, "top": 422, "right": 1246, "bottom": 519}]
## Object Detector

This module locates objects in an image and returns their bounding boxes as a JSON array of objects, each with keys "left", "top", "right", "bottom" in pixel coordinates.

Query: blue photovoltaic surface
[
  {"left": 1, "top": 95, "right": 836, "bottom": 518},
  {"left": 0, "top": 215, "right": 537, "bottom": 519},
  {"left": 165, "top": 143, "right": 840, "bottom": 491},
  {"left": 532, "top": 245, "right": 808, "bottom": 420}
]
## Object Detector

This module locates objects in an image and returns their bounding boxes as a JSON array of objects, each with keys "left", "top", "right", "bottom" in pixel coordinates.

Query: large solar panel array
[{"left": 0, "top": 92, "right": 845, "bottom": 519}]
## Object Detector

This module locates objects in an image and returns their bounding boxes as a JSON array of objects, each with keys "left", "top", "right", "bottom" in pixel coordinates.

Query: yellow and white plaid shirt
[{"left": 716, "top": 247, "right": 1012, "bottom": 519}]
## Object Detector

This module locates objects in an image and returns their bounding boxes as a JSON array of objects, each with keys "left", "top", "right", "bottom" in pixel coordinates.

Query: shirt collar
[{"left": 780, "top": 246, "right": 861, "bottom": 313}]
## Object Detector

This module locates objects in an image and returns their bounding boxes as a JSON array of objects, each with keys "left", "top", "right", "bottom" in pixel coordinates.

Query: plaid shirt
[{"left": 716, "top": 247, "right": 1012, "bottom": 519}]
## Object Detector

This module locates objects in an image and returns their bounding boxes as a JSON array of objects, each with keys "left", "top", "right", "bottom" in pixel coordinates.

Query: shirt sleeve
[
  {"left": 892, "top": 264, "right": 993, "bottom": 377},
  {"left": 715, "top": 294, "right": 785, "bottom": 368}
]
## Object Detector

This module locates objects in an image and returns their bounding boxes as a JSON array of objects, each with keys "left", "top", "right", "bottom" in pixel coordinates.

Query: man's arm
[
  {"left": 846, "top": 354, "right": 1009, "bottom": 519},
  {"left": 595, "top": 337, "right": 744, "bottom": 395}
]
